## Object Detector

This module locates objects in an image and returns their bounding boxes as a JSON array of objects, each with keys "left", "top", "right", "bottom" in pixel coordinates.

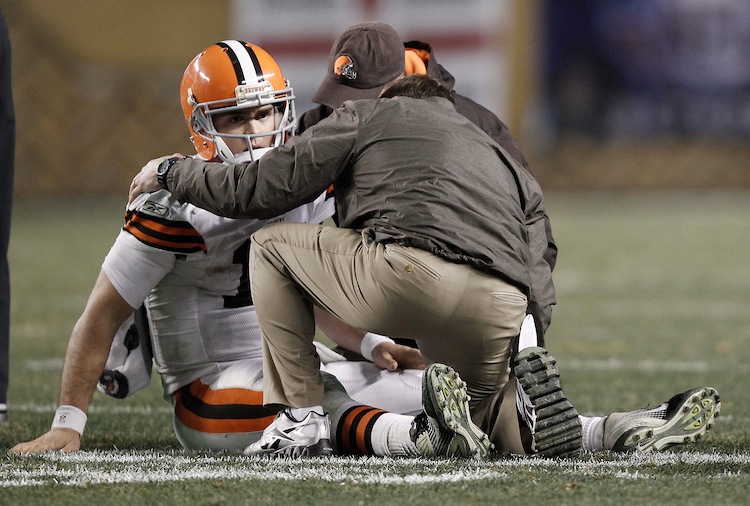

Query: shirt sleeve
[{"left": 102, "top": 231, "right": 176, "bottom": 309}]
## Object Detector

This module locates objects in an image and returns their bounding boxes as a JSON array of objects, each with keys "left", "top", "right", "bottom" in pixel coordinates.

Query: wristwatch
[{"left": 156, "top": 157, "right": 181, "bottom": 189}]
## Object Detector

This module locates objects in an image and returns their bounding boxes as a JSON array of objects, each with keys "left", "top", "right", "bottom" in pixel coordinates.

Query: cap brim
[{"left": 312, "top": 76, "right": 386, "bottom": 110}]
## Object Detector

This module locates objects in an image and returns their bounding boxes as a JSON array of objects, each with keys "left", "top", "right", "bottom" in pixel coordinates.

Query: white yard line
[{"left": 2, "top": 451, "right": 748, "bottom": 488}]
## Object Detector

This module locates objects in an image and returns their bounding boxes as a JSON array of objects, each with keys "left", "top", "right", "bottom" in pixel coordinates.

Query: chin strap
[
  {"left": 214, "top": 137, "right": 236, "bottom": 163},
  {"left": 228, "top": 147, "right": 273, "bottom": 163}
]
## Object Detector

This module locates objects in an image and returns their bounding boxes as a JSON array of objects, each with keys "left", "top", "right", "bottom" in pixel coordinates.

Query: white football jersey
[{"left": 102, "top": 189, "right": 334, "bottom": 396}]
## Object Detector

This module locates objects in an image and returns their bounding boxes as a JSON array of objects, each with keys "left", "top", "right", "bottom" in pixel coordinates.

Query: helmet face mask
[{"left": 181, "top": 40, "right": 296, "bottom": 163}]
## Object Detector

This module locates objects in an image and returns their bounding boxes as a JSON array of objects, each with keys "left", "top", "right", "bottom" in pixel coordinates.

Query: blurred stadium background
[{"left": 4, "top": 0, "right": 750, "bottom": 197}]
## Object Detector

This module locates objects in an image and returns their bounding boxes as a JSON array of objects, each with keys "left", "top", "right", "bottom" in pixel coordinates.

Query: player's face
[{"left": 212, "top": 104, "right": 279, "bottom": 154}]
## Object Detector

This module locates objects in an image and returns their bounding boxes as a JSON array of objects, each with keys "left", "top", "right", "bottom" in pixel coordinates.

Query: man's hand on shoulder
[{"left": 128, "top": 153, "right": 184, "bottom": 203}]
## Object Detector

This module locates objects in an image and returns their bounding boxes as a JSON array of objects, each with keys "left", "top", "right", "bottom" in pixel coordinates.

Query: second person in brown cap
[
  {"left": 299, "top": 22, "right": 557, "bottom": 346},
  {"left": 310, "top": 22, "right": 405, "bottom": 111}
]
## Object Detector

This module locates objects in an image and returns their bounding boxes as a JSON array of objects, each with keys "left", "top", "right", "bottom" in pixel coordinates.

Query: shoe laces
[
  {"left": 410, "top": 413, "right": 451, "bottom": 456},
  {"left": 623, "top": 403, "right": 668, "bottom": 421}
]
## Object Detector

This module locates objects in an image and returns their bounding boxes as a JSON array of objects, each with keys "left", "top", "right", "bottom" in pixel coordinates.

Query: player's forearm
[
  {"left": 313, "top": 306, "right": 366, "bottom": 353},
  {"left": 313, "top": 306, "right": 396, "bottom": 362},
  {"left": 57, "top": 271, "right": 135, "bottom": 411},
  {"left": 58, "top": 319, "right": 116, "bottom": 411}
]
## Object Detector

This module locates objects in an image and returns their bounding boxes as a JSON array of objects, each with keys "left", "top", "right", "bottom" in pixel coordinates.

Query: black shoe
[{"left": 513, "top": 347, "right": 582, "bottom": 458}]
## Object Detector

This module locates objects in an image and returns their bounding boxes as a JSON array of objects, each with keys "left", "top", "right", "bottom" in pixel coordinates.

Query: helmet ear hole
[{"left": 190, "top": 116, "right": 203, "bottom": 134}]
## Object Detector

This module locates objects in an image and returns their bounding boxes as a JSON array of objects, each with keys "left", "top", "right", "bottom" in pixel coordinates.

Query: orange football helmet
[{"left": 180, "top": 40, "right": 296, "bottom": 162}]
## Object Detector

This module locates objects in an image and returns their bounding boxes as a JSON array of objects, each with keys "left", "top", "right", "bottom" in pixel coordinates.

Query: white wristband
[
  {"left": 360, "top": 332, "right": 395, "bottom": 362},
  {"left": 51, "top": 405, "right": 87, "bottom": 436}
]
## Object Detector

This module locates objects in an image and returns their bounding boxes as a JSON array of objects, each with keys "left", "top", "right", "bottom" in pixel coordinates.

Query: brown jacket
[{"left": 166, "top": 97, "right": 555, "bottom": 329}]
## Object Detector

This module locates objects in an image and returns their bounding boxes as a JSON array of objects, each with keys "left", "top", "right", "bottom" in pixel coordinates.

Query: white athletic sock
[
  {"left": 321, "top": 371, "right": 418, "bottom": 456},
  {"left": 288, "top": 405, "right": 324, "bottom": 420},
  {"left": 580, "top": 415, "right": 606, "bottom": 451},
  {"left": 370, "top": 413, "right": 420, "bottom": 457}
]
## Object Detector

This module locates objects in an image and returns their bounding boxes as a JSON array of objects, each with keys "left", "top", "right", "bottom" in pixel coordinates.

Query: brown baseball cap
[{"left": 312, "top": 22, "right": 405, "bottom": 109}]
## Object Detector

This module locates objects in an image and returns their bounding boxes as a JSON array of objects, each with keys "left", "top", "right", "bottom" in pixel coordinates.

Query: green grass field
[{"left": 2, "top": 190, "right": 749, "bottom": 505}]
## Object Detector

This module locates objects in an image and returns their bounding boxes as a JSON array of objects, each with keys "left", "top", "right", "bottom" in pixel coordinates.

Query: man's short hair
[{"left": 379, "top": 74, "right": 454, "bottom": 103}]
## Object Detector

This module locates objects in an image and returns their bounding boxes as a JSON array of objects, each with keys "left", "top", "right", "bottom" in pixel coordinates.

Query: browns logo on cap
[{"left": 334, "top": 55, "right": 357, "bottom": 80}]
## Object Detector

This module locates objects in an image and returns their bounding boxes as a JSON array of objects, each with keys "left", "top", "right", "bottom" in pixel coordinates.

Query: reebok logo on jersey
[{"left": 142, "top": 201, "right": 168, "bottom": 216}]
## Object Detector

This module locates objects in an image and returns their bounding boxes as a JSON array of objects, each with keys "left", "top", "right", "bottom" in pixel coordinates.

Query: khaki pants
[{"left": 250, "top": 223, "right": 528, "bottom": 454}]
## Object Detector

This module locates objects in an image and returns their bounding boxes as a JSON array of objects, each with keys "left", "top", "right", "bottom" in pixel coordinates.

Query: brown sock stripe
[{"left": 337, "top": 405, "right": 387, "bottom": 455}]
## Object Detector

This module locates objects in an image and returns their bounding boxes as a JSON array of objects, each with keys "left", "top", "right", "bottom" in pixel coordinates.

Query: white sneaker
[
  {"left": 412, "top": 363, "right": 493, "bottom": 459},
  {"left": 244, "top": 408, "right": 334, "bottom": 457},
  {"left": 603, "top": 386, "right": 720, "bottom": 452}
]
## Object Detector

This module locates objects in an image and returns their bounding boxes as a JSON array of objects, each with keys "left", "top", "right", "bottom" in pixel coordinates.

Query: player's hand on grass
[
  {"left": 372, "top": 341, "right": 425, "bottom": 371},
  {"left": 9, "top": 428, "right": 81, "bottom": 455}
]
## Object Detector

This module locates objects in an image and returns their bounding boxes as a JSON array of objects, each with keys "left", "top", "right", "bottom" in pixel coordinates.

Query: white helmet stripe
[{"left": 218, "top": 39, "right": 263, "bottom": 85}]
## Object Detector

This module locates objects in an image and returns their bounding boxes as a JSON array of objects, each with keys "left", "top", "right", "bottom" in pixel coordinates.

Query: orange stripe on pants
[{"left": 173, "top": 380, "right": 279, "bottom": 434}]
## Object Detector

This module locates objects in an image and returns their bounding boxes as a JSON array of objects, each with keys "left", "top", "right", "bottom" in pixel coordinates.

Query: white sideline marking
[
  {"left": 562, "top": 358, "right": 707, "bottom": 372},
  {"left": 2, "top": 451, "right": 748, "bottom": 488},
  {"left": 24, "top": 358, "right": 158, "bottom": 373},
  {"left": 25, "top": 357, "right": 709, "bottom": 374},
  {"left": 24, "top": 358, "right": 64, "bottom": 371},
  {"left": 11, "top": 403, "right": 172, "bottom": 415}
]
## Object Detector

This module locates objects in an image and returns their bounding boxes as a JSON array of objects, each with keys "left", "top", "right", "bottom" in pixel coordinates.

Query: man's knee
[
  {"left": 250, "top": 223, "right": 301, "bottom": 270},
  {"left": 250, "top": 222, "right": 289, "bottom": 248},
  {"left": 252, "top": 222, "right": 324, "bottom": 251}
]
